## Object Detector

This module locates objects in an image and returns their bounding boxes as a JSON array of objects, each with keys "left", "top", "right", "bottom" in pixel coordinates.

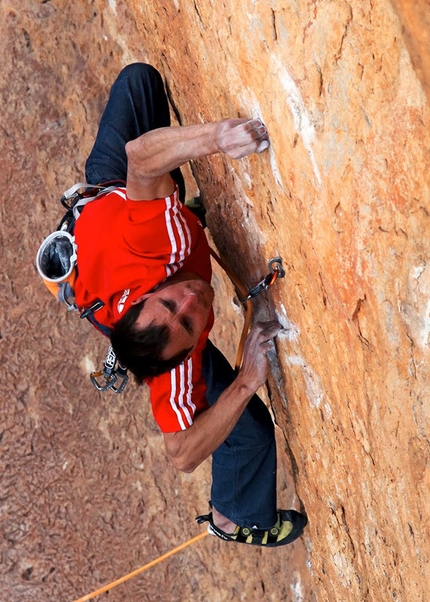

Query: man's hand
[
  {"left": 216, "top": 118, "right": 270, "bottom": 159},
  {"left": 237, "top": 320, "right": 282, "bottom": 391}
]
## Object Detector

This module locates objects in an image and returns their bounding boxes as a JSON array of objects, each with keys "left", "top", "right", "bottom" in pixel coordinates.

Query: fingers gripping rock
[
  {"left": 217, "top": 118, "right": 270, "bottom": 159},
  {"left": 239, "top": 321, "right": 282, "bottom": 390}
]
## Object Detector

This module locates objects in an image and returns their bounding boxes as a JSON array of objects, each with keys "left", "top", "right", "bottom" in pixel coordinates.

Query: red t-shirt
[{"left": 74, "top": 186, "right": 213, "bottom": 432}]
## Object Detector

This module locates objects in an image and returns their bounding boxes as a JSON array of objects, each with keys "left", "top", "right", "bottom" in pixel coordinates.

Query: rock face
[{"left": 1, "top": 1, "right": 429, "bottom": 601}]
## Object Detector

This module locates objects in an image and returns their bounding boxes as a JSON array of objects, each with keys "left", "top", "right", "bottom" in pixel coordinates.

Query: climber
[{"left": 70, "top": 63, "right": 307, "bottom": 546}]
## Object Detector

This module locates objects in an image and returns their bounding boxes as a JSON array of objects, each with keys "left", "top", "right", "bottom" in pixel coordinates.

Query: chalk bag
[{"left": 36, "top": 230, "right": 78, "bottom": 310}]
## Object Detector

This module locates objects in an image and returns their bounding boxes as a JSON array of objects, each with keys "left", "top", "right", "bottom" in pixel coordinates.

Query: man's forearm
[
  {"left": 163, "top": 374, "right": 257, "bottom": 473},
  {"left": 125, "top": 118, "right": 269, "bottom": 201},
  {"left": 126, "top": 122, "right": 220, "bottom": 179},
  {"left": 163, "top": 320, "right": 281, "bottom": 473}
]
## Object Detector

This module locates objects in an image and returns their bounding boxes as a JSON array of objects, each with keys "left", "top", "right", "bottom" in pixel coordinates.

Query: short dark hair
[{"left": 110, "top": 300, "right": 192, "bottom": 385}]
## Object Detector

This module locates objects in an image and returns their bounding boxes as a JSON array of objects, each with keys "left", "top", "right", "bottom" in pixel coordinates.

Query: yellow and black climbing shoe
[{"left": 196, "top": 509, "right": 307, "bottom": 547}]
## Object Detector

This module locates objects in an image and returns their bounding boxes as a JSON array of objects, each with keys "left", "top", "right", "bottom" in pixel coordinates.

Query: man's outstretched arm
[
  {"left": 125, "top": 118, "right": 270, "bottom": 201},
  {"left": 163, "top": 321, "right": 281, "bottom": 473}
]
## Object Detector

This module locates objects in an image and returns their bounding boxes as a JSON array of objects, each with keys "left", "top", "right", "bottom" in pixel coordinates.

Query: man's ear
[{"left": 131, "top": 293, "right": 151, "bottom": 305}]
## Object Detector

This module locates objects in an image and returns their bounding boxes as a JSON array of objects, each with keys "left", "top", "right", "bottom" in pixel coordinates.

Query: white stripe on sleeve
[
  {"left": 164, "top": 194, "right": 192, "bottom": 275},
  {"left": 169, "top": 369, "right": 186, "bottom": 430},
  {"left": 113, "top": 188, "right": 127, "bottom": 201},
  {"left": 177, "top": 363, "right": 193, "bottom": 427},
  {"left": 164, "top": 197, "right": 177, "bottom": 277},
  {"left": 177, "top": 209, "right": 192, "bottom": 258},
  {"left": 185, "top": 358, "right": 197, "bottom": 414}
]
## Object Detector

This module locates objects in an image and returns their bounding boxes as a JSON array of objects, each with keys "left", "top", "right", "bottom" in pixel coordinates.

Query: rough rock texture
[{"left": 1, "top": 1, "right": 429, "bottom": 601}]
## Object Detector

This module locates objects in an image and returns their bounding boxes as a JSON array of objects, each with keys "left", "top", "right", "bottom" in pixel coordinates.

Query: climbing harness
[
  {"left": 36, "top": 181, "right": 124, "bottom": 309},
  {"left": 60, "top": 181, "right": 123, "bottom": 219},
  {"left": 36, "top": 181, "right": 129, "bottom": 392}
]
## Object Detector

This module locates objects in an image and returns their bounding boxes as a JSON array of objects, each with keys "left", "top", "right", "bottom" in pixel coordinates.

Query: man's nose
[{"left": 180, "top": 291, "right": 199, "bottom": 312}]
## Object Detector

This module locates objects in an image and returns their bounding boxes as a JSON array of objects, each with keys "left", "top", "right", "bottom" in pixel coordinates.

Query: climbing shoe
[{"left": 195, "top": 509, "right": 307, "bottom": 547}]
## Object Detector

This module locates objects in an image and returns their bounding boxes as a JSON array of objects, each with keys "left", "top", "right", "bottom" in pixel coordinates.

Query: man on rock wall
[{"left": 73, "top": 63, "right": 307, "bottom": 546}]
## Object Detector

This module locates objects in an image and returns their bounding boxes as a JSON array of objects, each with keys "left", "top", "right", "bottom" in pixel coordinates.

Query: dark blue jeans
[{"left": 86, "top": 63, "right": 278, "bottom": 528}]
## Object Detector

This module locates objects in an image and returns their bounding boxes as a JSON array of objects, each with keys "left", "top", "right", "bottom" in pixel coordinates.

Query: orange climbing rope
[
  {"left": 72, "top": 531, "right": 209, "bottom": 602},
  {"left": 209, "top": 249, "right": 284, "bottom": 370},
  {"left": 209, "top": 247, "right": 253, "bottom": 370}
]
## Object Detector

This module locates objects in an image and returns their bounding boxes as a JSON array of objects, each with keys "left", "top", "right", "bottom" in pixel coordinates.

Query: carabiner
[
  {"left": 241, "top": 256, "right": 286, "bottom": 303},
  {"left": 90, "top": 346, "right": 129, "bottom": 394},
  {"left": 90, "top": 370, "right": 118, "bottom": 392},
  {"left": 268, "top": 256, "right": 286, "bottom": 278}
]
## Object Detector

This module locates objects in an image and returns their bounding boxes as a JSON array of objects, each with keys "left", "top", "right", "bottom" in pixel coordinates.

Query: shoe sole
[{"left": 207, "top": 509, "right": 307, "bottom": 547}]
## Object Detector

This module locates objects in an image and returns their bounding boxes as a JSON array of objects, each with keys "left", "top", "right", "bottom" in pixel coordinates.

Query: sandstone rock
[{"left": 1, "top": 1, "right": 429, "bottom": 601}]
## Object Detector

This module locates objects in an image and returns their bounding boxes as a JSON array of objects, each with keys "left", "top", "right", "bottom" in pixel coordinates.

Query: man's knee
[{"left": 117, "top": 62, "right": 163, "bottom": 86}]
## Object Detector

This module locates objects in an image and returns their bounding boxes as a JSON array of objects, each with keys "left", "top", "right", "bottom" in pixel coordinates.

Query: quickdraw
[
  {"left": 208, "top": 251, "right": 286, "bottom": 371},
  {"left": 241, "top": 256, "right": 286, "bottom": 303}
]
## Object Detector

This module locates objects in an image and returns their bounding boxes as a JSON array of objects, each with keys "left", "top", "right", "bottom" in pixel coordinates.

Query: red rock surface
[{"left": 1, "top": 1, "right": 429, "bottom": 601}]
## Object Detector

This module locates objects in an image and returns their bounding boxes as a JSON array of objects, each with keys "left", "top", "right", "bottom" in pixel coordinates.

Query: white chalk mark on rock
[
  {"left": 290, "top": 571, "right": 305, "bottom": 602},
  {"left": 273, "top": 57, "right": 321, "bottom": 186},
  {"left": 238, "top": 89, "right": 287, "bottom": 192},
  {"left": 275, "top": 308, "right": 300, "bottom": 341},
  {"left": 285, "top": 355, "right": 325, "bottom": 408},
  {"left": 400, "top": 262, "right": 430, "bottom": 349},
  {"left": 81, "top": 355, "right": 96, "bottom": 375}
]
